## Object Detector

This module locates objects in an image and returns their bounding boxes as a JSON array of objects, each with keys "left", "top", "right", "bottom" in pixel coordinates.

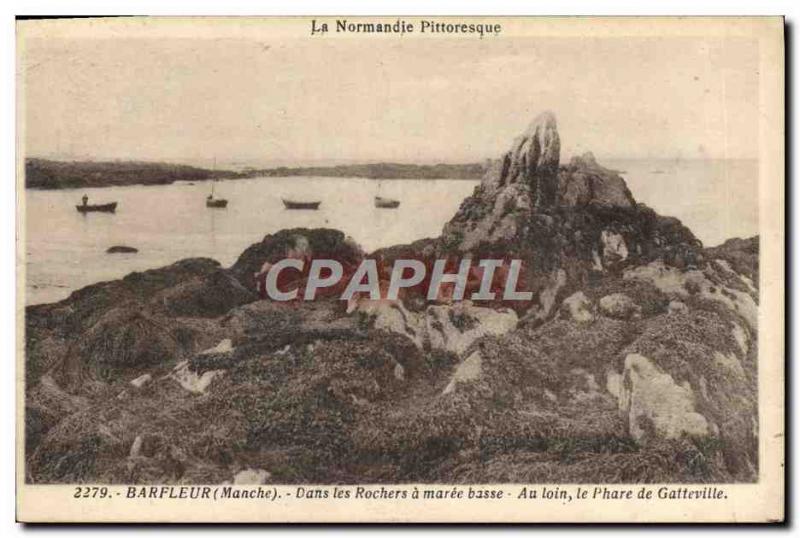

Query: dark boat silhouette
[
  {"left": 76, "top": 202, "right": 117, "bottom": 213},
  {"left": 206, "top": 196, "right": 228, "bottom": 208},
  {"left": 374, "top": 196, "right": 400, "bottom": 209},
  {"left": 282, "top": 199, "right": 321, "bottom": 210},
  {"left": 205, "top": 158, "right": 228, "bottom": 208}
]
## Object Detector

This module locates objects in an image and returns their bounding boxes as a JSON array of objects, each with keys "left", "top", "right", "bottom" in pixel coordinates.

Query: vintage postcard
[{"left": 16, "top": 16, "right": 784, "bottom": 523}]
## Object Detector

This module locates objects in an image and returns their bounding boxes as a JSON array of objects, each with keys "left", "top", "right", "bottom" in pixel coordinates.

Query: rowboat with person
[{"left": 76, "top": 194, "right": 117, "bottom": 213}]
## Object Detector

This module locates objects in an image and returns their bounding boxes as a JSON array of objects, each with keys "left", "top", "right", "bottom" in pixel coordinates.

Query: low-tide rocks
[
  {"left": 24, "top": 227, "right": 760, "bottom": 485},
  {"left": 24, "top": 112, "right": 759, "bottom": 485}
]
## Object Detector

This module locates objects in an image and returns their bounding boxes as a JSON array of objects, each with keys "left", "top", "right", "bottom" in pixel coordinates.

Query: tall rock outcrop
[
  {"left": 505, "top": 110, "right": 561, "bottom": 208},
  {"left": 443, "top": 112, "right": 644, "bottom": 253},
  {"left": 440, "top": 111, "right": 702, "bottom": 320},
  {"left": 442, "top": 111, "right": 562, "bottom": 251}
]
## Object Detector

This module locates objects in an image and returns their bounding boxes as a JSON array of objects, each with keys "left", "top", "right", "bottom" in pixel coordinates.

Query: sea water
[{"left": 23, "top": 159, "right": 758, "bottom": 305}]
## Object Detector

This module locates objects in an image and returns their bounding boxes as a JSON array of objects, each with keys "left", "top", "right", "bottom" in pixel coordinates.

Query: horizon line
[{"left": 24, "top": 154, "right": 759, "bottom": 168}]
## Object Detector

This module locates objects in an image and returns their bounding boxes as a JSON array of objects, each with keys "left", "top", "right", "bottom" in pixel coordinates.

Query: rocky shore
[
  {"left": 25, "top": 112, "right": 759, "bottom": 485},
  {"left": 24, "top": 158, "right": 484, "bottom": 190},
  {"left": 24, "top": 159, "right": 238, "bottom": 190}
]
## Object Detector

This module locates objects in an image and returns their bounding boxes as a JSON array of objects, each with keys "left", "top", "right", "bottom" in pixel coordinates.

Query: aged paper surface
[{"left": 16, "top": 16, "right": 784, "bottom": 523}]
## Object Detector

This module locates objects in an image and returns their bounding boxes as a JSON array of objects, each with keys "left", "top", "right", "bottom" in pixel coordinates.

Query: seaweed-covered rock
[
  {"left": 26, "top": 257, "right": 224, "bottom": 336},
  {"left": 25, "top": 248, "right": 759, "bottom": 484},
  {"left": 149, "top": 269, "right": 256, "bottom": 318},
  {"left": 53, "top": 307, "right": 194, "bottom": 388},
  {"left": 229, "top": 228, "right": 364, "bottom": 290},
  {"left": 704, "top": 236, "right": 759, "bottom": 283}
]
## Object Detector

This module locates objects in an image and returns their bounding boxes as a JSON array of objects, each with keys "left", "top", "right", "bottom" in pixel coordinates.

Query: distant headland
[{"left": 24, "top": 158, "right": 486, "bottom": 190}]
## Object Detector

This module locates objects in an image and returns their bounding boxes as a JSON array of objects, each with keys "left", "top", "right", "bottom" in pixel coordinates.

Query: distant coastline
[
  {"left": 24, "top": 158, "right": 486, "bottom": 189},
  {"left": 250, "top": 162, "right": 485, "bottom": 180}
]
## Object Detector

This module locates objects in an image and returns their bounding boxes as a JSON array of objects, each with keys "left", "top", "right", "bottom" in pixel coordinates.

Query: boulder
[
  {"left": 569, "top": 151, "right": 600, "bottom": 169},
  {"left": 200, "top": 338, "right": 234, "bottom": 356},
  {"left": 731, "top": 323, "right": 750, "bottom": 355},
  {"left": 620, "top": 306, "right": 757, "bottom": 478},
  {"left": 618, "top": 353, "right": 710, "bottom": 441},
  {"left": 168, "top": 360, "right": 224, "bottom": 394},
  {"left": 233, "top": 468, "right": 271, "bottom": 485},
  {"left": 558, "top": 153, "right": 636, "bottom": 208},
  {"left": 598, "top": 293, "right": 641, "bottom": 320},
  {"left": 352, "top": 299, "right": 425, "bottom": 348},
  {"left": 393, "top": 363, "right": 406, "bottom": 381},
  {"left": 129, "top": 374, "right": 152, "bottom": 389},
  {"left": 623, "top": 261, "right": 757, "bottom": 330},
  {"left": 442, "top": 351, "right": 483, "bottom": 394},
  {"left": 668, "top": 300, "right": 688, "bottom": 315},
  {"left": 600, "top": 230, "right": 629, "bottom": 263},
  {"left": 129, "top": 435, "right": 144, "bottom": 457},
  {"left": 561, "top": 291, "right": 594, "bottom": 323},
  {"left": 352, "top": 298, "right": 517, "bottom": 356},
  {"left": 426, "top": 301, "right": 518, "bottom": 356},
  {"left": 519, "top": 269, "right": 567, "bottom": 325}
]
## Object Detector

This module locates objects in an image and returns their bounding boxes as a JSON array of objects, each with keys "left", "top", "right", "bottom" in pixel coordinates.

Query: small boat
[
  {"left": 205, "top": 160, "right": 228, "bottom": 208},
  {"left": 76, "top": 202, "right": 117, "bottom": 213},
  {"left": 282, "top": 199, "right": 321, "bottom": 210},
  {"left": 206, "top": 196, "right": 228, "bottom": 208},
  {"left": 375, "top": 196, "right": 400, "bottom": 209}
]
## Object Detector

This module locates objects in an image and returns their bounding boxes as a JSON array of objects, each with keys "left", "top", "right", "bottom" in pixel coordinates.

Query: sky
[{"left": 20, "top": 24, "right": 760, "bottom": 167}]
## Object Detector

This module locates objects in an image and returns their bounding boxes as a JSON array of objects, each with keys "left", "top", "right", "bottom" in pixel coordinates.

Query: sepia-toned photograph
[{"left": 15, "top": 16, "right": 784, "bottom": 523}]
